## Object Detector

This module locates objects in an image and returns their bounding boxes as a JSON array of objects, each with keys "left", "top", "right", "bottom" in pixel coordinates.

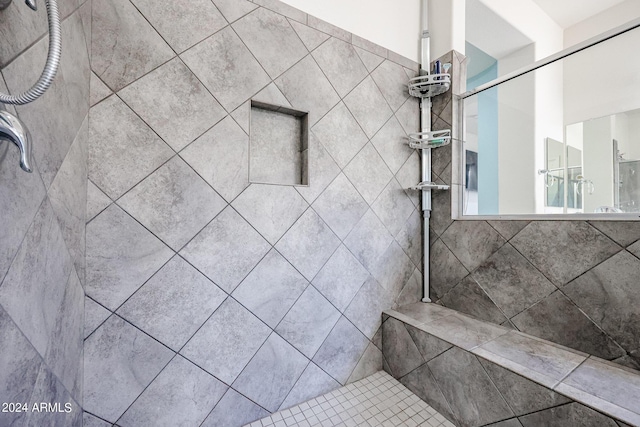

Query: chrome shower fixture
[
  {"left": 0, "top": 0, "right": 61, "bottom": 104},
  {"left": 0, "top": 110, "right": 33, "bottom": 172}
]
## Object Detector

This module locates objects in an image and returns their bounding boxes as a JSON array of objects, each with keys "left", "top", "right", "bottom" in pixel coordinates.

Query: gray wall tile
[
  {"left": 181, "top": 26, "right": 270, "bottom": 111},
  {"left": 86, "top": 180, "right": 111, "bottom": 222},
  {"left": 510, "top": 221, "right": 621, "bottom": 286},
  {"left": 441, "top": 220, "right": 506, "bottom": 272},
  {"left": 312, "top": 245, "right": 369, "bottom": 312},
  {"left": 91, "top": 0, "right": 174, "bottom": 91},
  {"left": 118, "top": 355, "right": 227, "bottom": 427},
  {"left": 472, "top": 244, "right": 556, "bottom": 319},
  {"left": 343, "top": 76, "right": 393, "bottom": 139},
  {"left": 354, "top": 46, "right": 386, "bottom": 73},
  {"left": 312, "top": 37, "right": 368, "bottom": 98},
  {"left": 275, "top": 286, "right": 341, "bottom": 358},
  {"left": 400, "top": 363, "right": 458, "bottom": 425},
  {"left": 232, "top": 249, "right": 308, "bottom": 328},
  {"left": 84, "top": 297, "right": 110, "bottom": 339},
  {"left": 311, "top": 102, "right": 368, "bottom": 169},
  {"left": 343, "top": 142, "right": 393, "bottom": 205},
  {"left": 439, "top": 275, "right": 508, "bottom": 324},
  {"left": 118, "top": 156, "right": 226, "bottom": 250},
  {"left": 280, "top": 362, "right": 340, "bottom": 410},
  {"left": 275, "top": 54, "right": 340, "bottom": 126},
  {"left": 372, "top": 178, "right": 415, "bottom": 237},
  {"left": 0, "top": 200, "right": 73, "bottom": 356},
  {"left": 313, "top": 316, "right": 369, "bottom": 384},
  {"left": 275, "top": 209, "right": 340, "bottom": 280},
  {"left": 345, "top": 276, "right": 393, "bottom": 339},
  {"left": 564, "top": 251, "right": 640, "bottom": 363},
  {"left": 180, "top": 115, "right": 249, "bottom": 203},
  {"left": 84, "top": 315, "right": 174, "bottom": 422},
  {"left": 511, "top": 291, "right": 625, "bottom": 360},
  {"left": 180, "top": 206, "right": 270, "bottom": 293},
  {"left": 232, "top": 333, "right": 308, "bottom": 412},
  {"left": 295, "top": 132, "right": 340, "bottom": 204},
  {"left": 117, "top": 256, "right": 226, "bottom": 351},
  {"left": 86, "top": 204, "right": 173, "bottom": 310},
  {"left": 131, "top": 0, "right": 227, "bottom": 54},
  {"left": 382, "top": 317, "right": 425, "bottom": 378},
  {"left": 201, "top": 388, "right": 268, "bottom": 427},
  {"left": 118, "top": 58, "right": 226, "bottom": 152},
  {"left": 312, "top": 173, "right": 368, "bottom": 240},
  {"left": 429, "top": 239, "right": 468, "bottom": 300},
  {"left": 181, "top": 298, "right": 270, "bottom": 385},
  {"left": 371, "top": 116, "right": 413, "bottom": 175},
  {"left": 370, "top": 60, "right": 411, "bottom": 112},
  {"left": 344, "top": 209, "right": 393, "bottom": 272},
  {"left": 88, "top": 95, "right": 174, "bottom": 200},
  {"left": 288, "top": 19, "right": 330, "bottom": 52},
  {"left": 518, "top": 402, "right": 619, "bottom": 427},
  {"left": 347, "top": 342, "right": 383, "bottom": 383},
  {"left": 233, "top": 8, "right": 307, "bottom": 80},
  {"left": 211, "top": 0, "right": 257, "bottom": 23},
  {"left": 428, "top": 347, "right": 515, "bottom": 427}
]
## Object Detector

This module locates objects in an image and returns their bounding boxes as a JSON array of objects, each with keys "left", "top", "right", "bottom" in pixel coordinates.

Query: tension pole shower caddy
[{"left": 407, "top": 1, "right": 451, "bottom": 302}]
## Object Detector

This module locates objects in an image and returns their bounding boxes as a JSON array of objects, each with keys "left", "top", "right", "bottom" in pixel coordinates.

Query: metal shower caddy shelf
[
  {"left": 407, "top": 73, "right": 451, "bottom": 98},
  {"left": 407, "top": 72, "right": 452, "bottom": 192}
]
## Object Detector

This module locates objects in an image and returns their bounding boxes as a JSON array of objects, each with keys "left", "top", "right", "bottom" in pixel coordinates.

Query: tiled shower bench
[{"left": 382, "top": 303, "right": 640, "bottom": 427}]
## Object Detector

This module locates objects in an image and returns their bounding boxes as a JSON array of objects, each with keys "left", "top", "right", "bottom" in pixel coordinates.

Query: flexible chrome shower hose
[{"left": 0, "top": 0, "right": 61, "bottom": 105}]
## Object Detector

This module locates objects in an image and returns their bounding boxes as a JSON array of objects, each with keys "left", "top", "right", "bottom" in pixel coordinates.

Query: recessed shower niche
[{"left": 249, "top": 100, "right": 309, "bottom": 186}]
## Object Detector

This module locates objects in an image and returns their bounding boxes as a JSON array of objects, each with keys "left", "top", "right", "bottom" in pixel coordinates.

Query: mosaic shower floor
[{"left": 245, "top": 371, "right": 455, "bottom": 427}]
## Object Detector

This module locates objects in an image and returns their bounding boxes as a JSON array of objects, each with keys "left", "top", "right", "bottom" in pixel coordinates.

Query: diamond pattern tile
[
  {"left": 88, "top": 95, "right": 175, "bottom": 200},
  {"left": 233, "top": 8, "right": 307, "bottom": 79},
  {"left": 311, "top": 102, "right": 368, "bottom": 169},
  {"left": 312, "top": 245, "right": 370, "bottom": 312},
  {"left": 180, "top": 115, "right": 249, "bottom": 203},
  {"left": 211, "top": 0, "right": 257, "bottom": 23},
  {"left": 345, "top": 276, "right": 393, "bottom": 339},
  {"left": 276, "top": 286, "right": 341, "bottom": 358},
  {"left": 288, "top": 19, "right": 330, "bottom": 52},
  {"left": 118, "top": 355, "right": 228, "bottom": 427},
  {"left": 370, "top": 60, "right": 411, "bottom": 112},
  {"left": 118, "top": 156, "right": 227, "bottom": 250},
  {"left": 371, "top": 178, "right": 415, "bottom": 237},
  {"left": 312, "top": 173, "right": 368, "bottom": 240},
  {"left": 85, "top": 204, "right": 173, "bottom": 311},
  {"left": 91, "top": 0, "right": 174, "bottom": 91},
  {"left": 83, "top": 316, "right": 174, "bottom": 423},
  {"left": 130, "top": 0, "right": 227, "bottom": 53},
  {"left": 275, "top": 55, "right": 340, "bottom": 126},
  {"left": 344, "top": 143, "right": 393, "bottom": 206},
  {"left": 313, "top": 316, "right": 369, "bottom": 384},
  {"left": 118, "top": 58, "right": 226, "bottom": 152},
  {"left": 276, "top": 209, "right": 341, "bottom": 280},
  {"left": 371, "top": 116, "right": 413, "bottom": 174},
  {"left": 343, "top": 76, "right": 393, "bottom": 138},
  {"left": 344, "top": 209, "right": 394, "bottom": 272},
  {"left": 232, "top": 249, "right": 308, "bottom": 328},
  {"left": 117, "top": 256, "right": 226, "bottom": 351},
  {"left": 180, "top": 207, "right": 270, "bottom": 293},
  {"left": 181, "top": 26, "right": 271, "bottom": 111},
  {"left": 232, "top": 184, "right": 308, "bottom": 244},
  {"left": 202, "top": 388, "right": 269, "bottom": 427},
  {"left": 181, "top": 298, "right": 270, "bottom": 385},
  {"left": 312, "top": 37, "right": 368, "bottom": 98},
  {"left": 232, "top": 333, "right": 309, "bottom": 412},
  {"left": 354, "top": 46, "right": 385, "bottom": 73},
  {"left": 295, "top": 133, "right": 341, "bottom": 204},
  {"left": 279, "top": 362, "right": 340, "bottom": 411},
  {"left": 510, "top": 221, "right": 621, "bottom": 286}
]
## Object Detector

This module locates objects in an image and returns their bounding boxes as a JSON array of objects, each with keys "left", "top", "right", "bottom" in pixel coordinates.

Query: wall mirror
[{"left": 461, "top": 22, "right": 640, "bottom": 218}]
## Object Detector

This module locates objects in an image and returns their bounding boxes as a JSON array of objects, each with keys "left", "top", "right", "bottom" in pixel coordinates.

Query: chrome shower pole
[{"left": 420, "top": 0, "right": 432, "bottom": 302}]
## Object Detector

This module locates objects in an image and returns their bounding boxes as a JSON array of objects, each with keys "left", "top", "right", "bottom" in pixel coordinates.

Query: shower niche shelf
[
  {"left": 408, "top": 73, "right": 451, "bottom": 98},
  {"left": 249, "top": 100, "right": 309, "bottom": 187}
]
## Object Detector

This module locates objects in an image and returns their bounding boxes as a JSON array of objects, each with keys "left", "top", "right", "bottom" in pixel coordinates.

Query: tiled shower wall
[
  {"left": 430, "top": 51, "right": 640, "bottom": 373},
  {"left": 83, "top": 0, "right": 423, "bottom": 425},
  {"left": 0, "top": 0, "right": 90, "bottom": 425}
]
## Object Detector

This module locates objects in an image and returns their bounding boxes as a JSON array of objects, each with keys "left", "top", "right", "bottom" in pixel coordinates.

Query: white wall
[
  {"left": 563, "top": 28, "right": 640, "bottom": 126},
  {"left": 564, "top": 0, "right": 640, "bottom": 48},
  {"left": 279, "top": 0, "right": 422, "bottom": 62},
  {"left": 583, "top": 116, "right": 614, "bottom": 212},
  {"left": 497, "top": 44, "right": 536, "bottom": 214}
]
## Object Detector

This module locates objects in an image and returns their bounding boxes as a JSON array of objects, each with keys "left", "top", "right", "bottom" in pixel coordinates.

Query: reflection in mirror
[{"left": 462, "top": 23, "right": 640, "bottom": 217}]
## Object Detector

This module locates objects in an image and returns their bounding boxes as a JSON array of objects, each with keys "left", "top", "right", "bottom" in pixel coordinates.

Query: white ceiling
[{"left": 531, "top": 0, "right": 626, "bottom": 29}]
